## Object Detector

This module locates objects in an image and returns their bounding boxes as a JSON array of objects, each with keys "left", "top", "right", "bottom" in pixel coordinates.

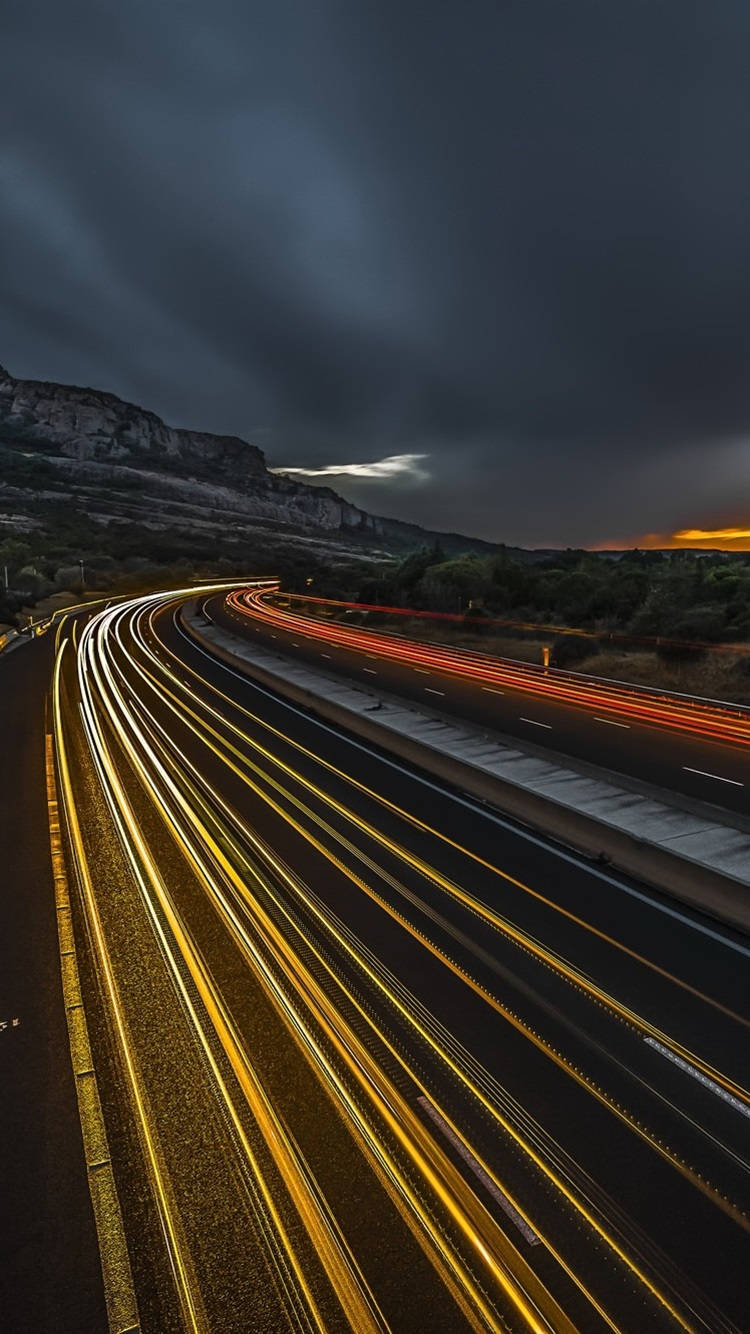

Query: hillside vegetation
[{"left": 348, "top": 545, "right": 750, "bottom": 701}]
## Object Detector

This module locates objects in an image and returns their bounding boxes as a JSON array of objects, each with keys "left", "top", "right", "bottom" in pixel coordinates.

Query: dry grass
[{"left": 574, "top": 649, "right": 750, "bottom": 704}]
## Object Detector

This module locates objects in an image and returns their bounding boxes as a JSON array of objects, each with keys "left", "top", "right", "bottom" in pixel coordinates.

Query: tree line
[{"left": 354, "top": 545, "right": 750, "bottom": 664}]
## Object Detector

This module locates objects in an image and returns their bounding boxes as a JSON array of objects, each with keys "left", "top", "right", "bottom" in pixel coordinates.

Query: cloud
[
  {"left": 270, "top": 453, "right": 429, "bottom": 482},
  {"left": 4, "top": 2, "right": 750, "bottom": 544}
]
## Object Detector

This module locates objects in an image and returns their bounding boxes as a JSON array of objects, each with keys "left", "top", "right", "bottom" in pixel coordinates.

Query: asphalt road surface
[
  {"left": 0, "top": 621, "right": 107, "bottom": 1333},
  {"left": 215, "top": 589, "right": 750, "bottom": 818},
  {"left": 34, "top": 587, "right": 750, "bottom": 1332}
]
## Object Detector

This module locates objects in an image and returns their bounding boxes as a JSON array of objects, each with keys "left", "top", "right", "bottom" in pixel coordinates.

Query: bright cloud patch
[
  {"left": 270, "top": 452, "right": 429, "bottom": 481},
  {"left": 673, "top": 526, "right": 750, "bottom": 542}
]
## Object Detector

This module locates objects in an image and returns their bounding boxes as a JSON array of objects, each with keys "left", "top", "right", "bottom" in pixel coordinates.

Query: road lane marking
[
  {"left": 520, "top": 717, "right": 552, "bottom": 729},
  {"left": 594, "top": 717, "right": 630, "bottom": 729},
  {"left": 644, "top": 1038, "right": 750, "bottom": 1119},
  {"left": 682, "top": 766, "right": 743, "bottom": 787},
  {"left": 425, "top": 687, "right": 445, "bottom": 696},
  {"left": 320, "top": 653, "right": 331, "bottom": 659},
  {"left": 45, "top": 732, "right": 140, "bottom": 1332},
  {"left": 414, "top": 668, "right": 430, "bottom": 674},
  {"left": 177, "top": 618, "right": 750, "bottom": 958},
  {"left": 482, "top": 686, "right": 505, "bottom": 696},
  {"left": 362, "top": 668, "right": 377, "bottom": 675},
  {"left": 417, "top": 1098, "right": 540, "bottom": 1245}
]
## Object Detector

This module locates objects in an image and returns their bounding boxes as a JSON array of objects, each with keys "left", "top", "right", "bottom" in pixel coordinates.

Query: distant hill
[{"left": 0, "top": 362, "right": 497, "bottom": 560}]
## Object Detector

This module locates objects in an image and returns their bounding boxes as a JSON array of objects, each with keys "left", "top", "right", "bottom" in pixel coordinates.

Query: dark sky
[{"left": 4, "top": 2, "right": 750, "bottom": 546}]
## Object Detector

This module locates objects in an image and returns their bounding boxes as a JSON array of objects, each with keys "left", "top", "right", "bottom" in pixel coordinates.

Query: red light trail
[{"left": 226, "top": 587, "right": 750, "bottom": 749}]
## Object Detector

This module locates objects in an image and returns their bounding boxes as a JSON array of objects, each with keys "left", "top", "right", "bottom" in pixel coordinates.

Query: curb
[{"left": 45, "top": 733, "right": 141, "bottom": 1334}]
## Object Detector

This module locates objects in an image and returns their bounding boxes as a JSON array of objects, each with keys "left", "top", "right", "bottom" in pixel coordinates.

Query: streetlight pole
[{"left": 79, "top": 559, "right": 85, "bottom": 588}]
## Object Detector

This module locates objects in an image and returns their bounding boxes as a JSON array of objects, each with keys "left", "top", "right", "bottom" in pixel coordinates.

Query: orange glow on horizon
[
  {"left": 592, "top": 526, "right": 750, "bottom": 550},
  {"left": 673, "top": 526, "right": 750, "bottom": 543}
]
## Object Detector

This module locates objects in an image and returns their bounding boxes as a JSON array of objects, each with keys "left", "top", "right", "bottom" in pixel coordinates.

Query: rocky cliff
[
  {"left": 0, "top": 363, "right": 264, "bottom": 477},
  {"left": 0, "top": 362, "right": 492, "bottom": 556}
]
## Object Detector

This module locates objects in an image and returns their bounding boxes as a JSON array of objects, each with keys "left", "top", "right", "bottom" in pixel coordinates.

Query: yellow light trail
[
  {"left": 68, "top": 586, "right": 749, "bottom": 1332},
  {"left": 104, "top": 633, "right": 623, "bottom": 1330},
  {"left": 82, "top": 595, "right": 574, "bottom": 1334},
  {"left": 77, "top": 595, "right": 382, "bottom": 1333},
  {"left": 144, "top": 596, "right": 750, "bottom": 1048},
  {"left": 52, "top": 642, "right": 208, "bottom": 1334},
  {"left": 131, "top": 719, "right": 625, "bottom": 1334},
  {"left": 135, "top": 601, "right": 750, "bottom": 1110},
  {"left": 78, "top": 704, "right": 375, "bottom": 1334},
  {"left": 100, "top": 597, "right": 709, "bottom": 1334},
  {"left": 112, "top": 615, "right": 745, "bottom": 1331}
]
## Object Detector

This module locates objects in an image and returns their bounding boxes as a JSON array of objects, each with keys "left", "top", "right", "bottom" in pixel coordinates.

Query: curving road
[
  {"left": 216, "top": 587, "right": 750, "bottom": 816},
  {"left": 40, "top": 585, "right": 750, "bottom": 1332}
]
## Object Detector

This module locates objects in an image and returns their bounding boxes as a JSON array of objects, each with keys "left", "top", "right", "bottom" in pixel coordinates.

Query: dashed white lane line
[
  {"left": 594, "top": 716, "right": 630, "bottom": 729},
  {"left": 181, "top": 618, "right": 750, "bottom": 958},
  {"left": 363, "top": 667, "right": 378, "bottom": 675},
  {"left": 414, "top": 668, "right": 431, "bottom": 675},
  {"left": 520, "top": 717, "right": 552, "bottom": 729},
  {"left": 417, "top": 1097, "right": 540, "bottom": 1245},
  {"left": 425, "top": 687, "right": 445, "bottom": 696},
  {"left": 320, "top": 653, "right": 331, "bottom": 659},
  {"left": 682, "top": 766, "right": 743, "bottom": 787},
  {"left": 482, "top": 686, "right": 505, "bottom": 695},
  {"left": 644, "top": 1037, "right": 750, "bottom": 1119}
]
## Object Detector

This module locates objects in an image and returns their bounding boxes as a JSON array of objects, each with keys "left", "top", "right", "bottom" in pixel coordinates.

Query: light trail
[
  {"left": 158, "top": 601, "right": 750, "bottom": 1041},
  {"left": 102, "top": 630, "right": 628, "bottom": 1329},
  {"left": 267, "top": 588, "right": 750, "bottom": 661},
  {"left": 117, "top": 598, "right": 738, "bottom": 1324},
  {"left": 114, "top": 602, "right": 750, "bottom": 1278},
  {"left": 76, "top": 678, "right": 376, "bottom": 1334},
  {"left": 48, "top": 582, "right": 749, "bottom": 1333},
  {"left": 77, "top": 587, "right": 388, "bottom": 1333},
  {"left": 85, "top": 596, "right": 566, "bottom": 1333},
  {"left": 51, "top": 641, "right": 209, "bottom": 1334},
  {"left": 137, "top": 604, "right": 750, "bottom": 1102},
  {"left": 228, "top": 586, "right": 750, "bottom": 748}
]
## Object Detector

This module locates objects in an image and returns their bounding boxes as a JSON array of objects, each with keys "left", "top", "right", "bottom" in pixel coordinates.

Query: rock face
[
  {"left": 0, "top": 362, "right": 390, "bottom": 537},
  {"left": 0, "top": 362, "right": 266, "bottom": 478},
  {"left": 0, "top": 362, "right": 493, "bottom": 555}
]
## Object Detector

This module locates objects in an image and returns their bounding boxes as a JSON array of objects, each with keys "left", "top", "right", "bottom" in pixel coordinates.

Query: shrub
[{"left": 551, "top": 633, "right": 599, "bottom": 669}]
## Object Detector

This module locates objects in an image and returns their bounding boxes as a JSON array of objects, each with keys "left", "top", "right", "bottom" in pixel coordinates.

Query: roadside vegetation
[
  {"left": 344, "top": 545, "right": 750, "bottom": 703},
  {"left": 5, "top": 513, "right": 750, "bottom": 702},
  {"left": 0, "top": 509, "right": 381, "bottom": 634}
]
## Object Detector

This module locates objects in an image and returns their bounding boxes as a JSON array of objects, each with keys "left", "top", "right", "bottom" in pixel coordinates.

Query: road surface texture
[
  {"left": 35, "top": 586, "right": 750, "bottom": 1332},
  {"left": 0, "top": 624, "right": 107, "bottom": 1333}
]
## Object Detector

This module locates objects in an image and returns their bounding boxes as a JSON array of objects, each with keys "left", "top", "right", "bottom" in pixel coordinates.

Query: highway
[
  {"left": 217, "top": 588, "right": 750, "bottom": 816},
  {"left": 42, "top": 585, "right": 750, "bottom": 1331}
]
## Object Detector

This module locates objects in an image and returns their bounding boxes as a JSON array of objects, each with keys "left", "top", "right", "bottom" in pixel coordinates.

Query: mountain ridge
[{"left": 0, "top": 362, "right": 495, "bottom": 556}]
